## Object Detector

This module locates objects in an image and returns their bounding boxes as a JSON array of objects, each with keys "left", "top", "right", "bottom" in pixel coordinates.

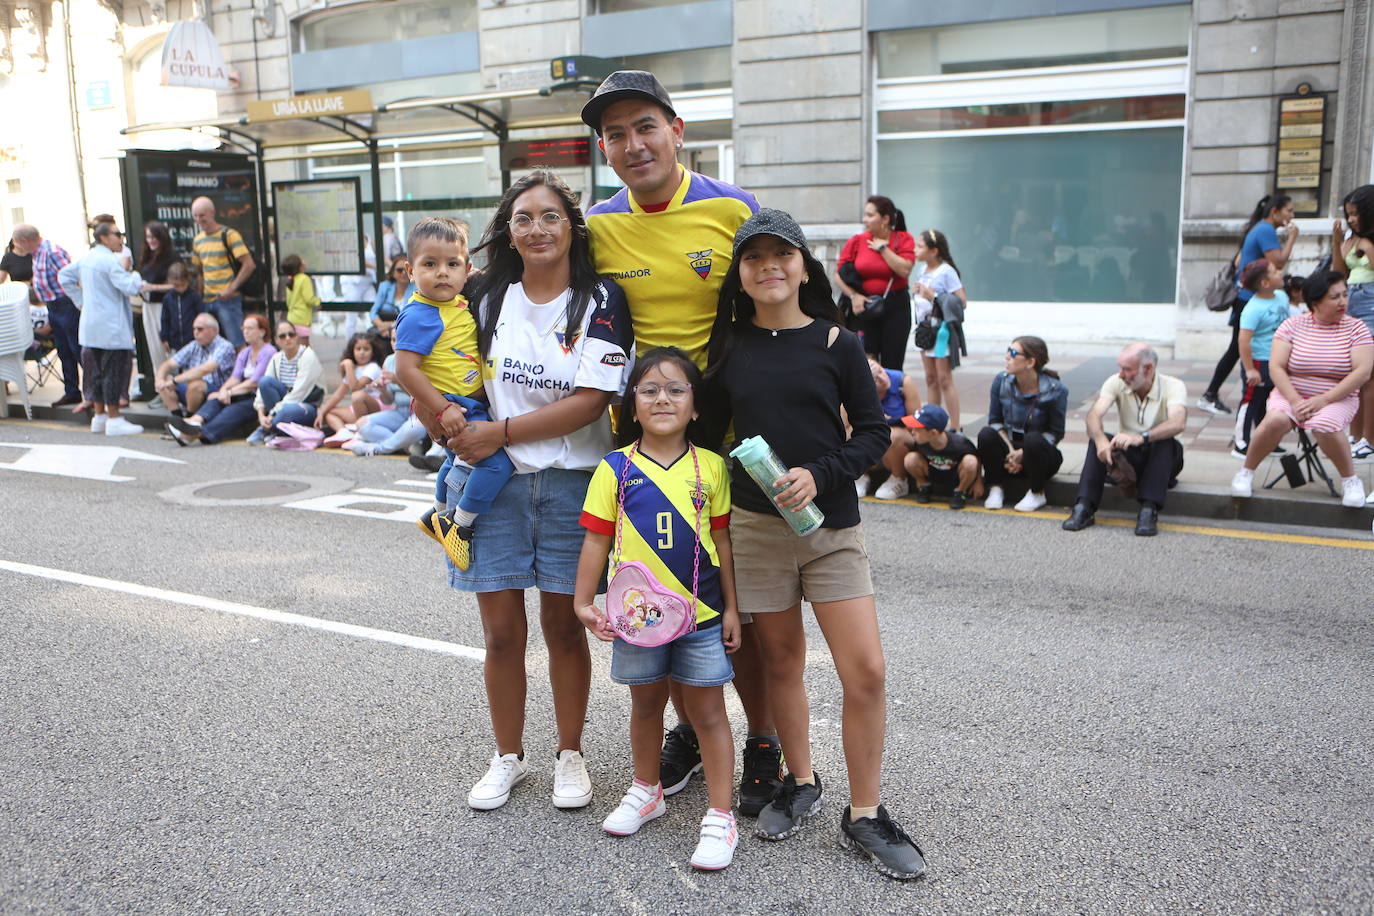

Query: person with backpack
[{"left": 189, "top": 196, "right": 256, "bottom": 347}]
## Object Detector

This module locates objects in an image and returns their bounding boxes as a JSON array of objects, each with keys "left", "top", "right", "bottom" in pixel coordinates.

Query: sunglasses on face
[
  {"left": 277, "top": 331, "right": 297, "bottom": 339},
  {"left": 1007, "top": 347, "right": 1023, "bottom": 358}
]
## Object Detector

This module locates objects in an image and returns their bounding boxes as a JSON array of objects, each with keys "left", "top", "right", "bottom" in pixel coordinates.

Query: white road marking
[
  {"left": 391, "top": 478, "right": 435, "bottom": 489},
  {"left": 283, "top": 490, "right": 432, "bottom": 523},
  {"left": 0, "top": 560, "right": 485, "bottom": 662},
  {"left": 0, "top": 442, "right": 183, "bottom": 482}
]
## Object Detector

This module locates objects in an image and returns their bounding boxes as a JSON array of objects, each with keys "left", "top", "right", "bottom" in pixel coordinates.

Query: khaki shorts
[{"left": 728, "top": 506, "right": 874, "bottom": 613}]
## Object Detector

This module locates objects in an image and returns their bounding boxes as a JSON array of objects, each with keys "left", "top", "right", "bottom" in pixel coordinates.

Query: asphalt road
[{"left": 2, "top": 421, "right": 1371, "bottom": 915}]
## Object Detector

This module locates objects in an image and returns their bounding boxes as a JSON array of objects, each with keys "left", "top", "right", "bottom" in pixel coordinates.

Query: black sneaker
[
  {"left": 756, "top": 772, "right": 824, "bottom": 840},
  {"left": 738, "top": 733, "right": 783, "bottom": 817},
  {"left": 948, "top": 489, "right": 967, "bottom": 510},
  {"left": 659, "top": 724, "right": 702, "bottom": 796},
  {"left": 839, "top": 805, "right": 927, "bottom": 880},
  {"left": 914, "top": 484, "right": 932, "bottom": 504}
]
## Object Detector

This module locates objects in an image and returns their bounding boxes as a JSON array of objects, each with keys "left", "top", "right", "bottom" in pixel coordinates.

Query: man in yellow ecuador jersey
[{"left": 581, "top": 70, "right": 779, "bottom": 817}]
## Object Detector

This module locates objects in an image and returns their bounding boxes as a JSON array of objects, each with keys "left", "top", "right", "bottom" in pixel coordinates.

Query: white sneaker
[
  {"left": 602, "top": 781, "right": 665, "bottom": 836},
  {"left": 1341, "top": 476, "right": 1367, "bottom": 508},
  {"left": 855, "top": 474, "right": 871, "bottom": 498},
  {"left": 90, "top": 414, "right": 107, "bottom": 434},
  {"left": 689, "top": 808, "right": 738, "bottom": 870},
  {"left": 983, "top": 486, "right": 1004, "bottom": 510},
  {"left": 1013, "top": 490, "right": 1047, "bottom": 512},
  {"left": 105, "top": 417, "right": 144, "bottom": 436},
  {"left": 551, "top": 749, "right": 592, "bottom": 809},
  {"left": 1353, "top": 439, "right": 1374, "bottom": 462},
  {"left": 467, "top": 752, "right": 528, "bottom": 810},
  {"left": 874, "top": 476, "right": 909, "bottom": 500},
  {"left": 1231, "top": 469, "right": 1254, "bottom": 498}
]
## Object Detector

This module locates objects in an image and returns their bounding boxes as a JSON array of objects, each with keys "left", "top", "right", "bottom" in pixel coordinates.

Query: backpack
[
  {"left": 216, "top": 228, "right": 266, "bottom": 302},
  {"left": 1203, "top": 252, "right": 1240, "bottom": 313}
]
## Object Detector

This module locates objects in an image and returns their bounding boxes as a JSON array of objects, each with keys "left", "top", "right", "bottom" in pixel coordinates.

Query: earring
[{"left": 801, "top": 275, "right": 809, "bottom": 284}]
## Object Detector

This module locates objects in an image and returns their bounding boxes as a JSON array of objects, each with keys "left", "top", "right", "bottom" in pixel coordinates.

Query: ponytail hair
[
  {"left": 1241, "top": 192, "right": 1292, "bottom": 243},
  {"left": 867, "top": 195, "right": 906, "bottom": 233},
  {"left": 1013, "top": 335, "right": 1059, "bottom": 380},
  {"left": 920, "top": 228, "right": 961, "bottom": 278}
]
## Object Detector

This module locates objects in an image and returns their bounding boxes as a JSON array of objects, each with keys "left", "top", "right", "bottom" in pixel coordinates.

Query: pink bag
[
  {"left": 266, "top": 421, "right": 325, "bottom": 450},
  {"left": 604, "top": 442, "right": 703, "bottom": 648}
]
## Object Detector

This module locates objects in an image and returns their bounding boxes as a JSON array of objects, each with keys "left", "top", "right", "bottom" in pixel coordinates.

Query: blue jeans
[
  {"left": 1348, "top": 282, "right": 1374, "bottom": 336},
  {"left": 210, "top": 295, "right": 245, "bottom": 346},
  {"left": 46, "top": 296, "right": 82, "bottom": 399},
  {"left": 359, "top": 408, "right": 426, "bottom": 453},
  {"left": 610, "top": 623, "right": 735, "bottom": 687},
  {"left": 436, "top": 393, "right": 514, "bottom": 516},
  {"left": 196, "top": 395, "right": 257, "bottom": 443},
  {"left": 259, "top": 376, "right": 318, "bottom": 428}
]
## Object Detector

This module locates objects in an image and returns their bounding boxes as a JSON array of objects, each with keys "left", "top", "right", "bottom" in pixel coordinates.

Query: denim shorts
[
  {"left": 444, "top": 465, "right": 592, "bottom": 594},
  {"left": 610, "top": 623, "right": 734, "bottom": 687},
  {"left": 1348, "top": 282, "right": 1374, "bottom": 336}
]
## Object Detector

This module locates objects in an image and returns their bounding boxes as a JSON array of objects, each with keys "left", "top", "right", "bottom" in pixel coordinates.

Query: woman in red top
[
  {"left": 834, "top": 195, "right": 915, "bottom": 370},
  {"left": 1230, "top": 270, "right": 1373, "bottom": 507}
]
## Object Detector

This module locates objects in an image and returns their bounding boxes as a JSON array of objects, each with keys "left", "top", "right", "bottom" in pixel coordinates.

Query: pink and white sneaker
[
  {"left": 602, "top": 780, "right": 665, "bottom": 836},
  {"left": 689, "top": 808, "right": 738, "bottom": 870}
]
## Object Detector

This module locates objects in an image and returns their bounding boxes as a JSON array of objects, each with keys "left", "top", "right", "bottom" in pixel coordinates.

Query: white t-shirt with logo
[{"left": 479, "top": 280, "right": 634, "bottom": 474}]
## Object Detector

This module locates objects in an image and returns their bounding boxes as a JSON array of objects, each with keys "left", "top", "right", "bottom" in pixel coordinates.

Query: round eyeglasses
[
  {"left": 510, "top": 212, "right": 569, "bottom": 236},
  {"left": 634, "top": 383, "right": 692, "bottom": 401}
]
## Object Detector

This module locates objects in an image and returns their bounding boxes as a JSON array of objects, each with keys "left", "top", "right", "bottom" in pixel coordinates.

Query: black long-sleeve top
[{"left": 707, "top": 319, "right": 889, "bottom": 529}]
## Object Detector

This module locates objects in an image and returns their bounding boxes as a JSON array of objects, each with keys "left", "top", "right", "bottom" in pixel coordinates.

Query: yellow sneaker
[
  {"left": 433, "top": 512, "right": 475, "bottom": 571},
  {"left": 417, "top": 507, "right": 444, "bottom": 545}
]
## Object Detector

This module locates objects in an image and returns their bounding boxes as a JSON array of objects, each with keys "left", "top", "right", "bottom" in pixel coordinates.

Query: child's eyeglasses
[
  {"left": 510, "top": 212, "right": 568, "bottom": 236},
  {"left": 634, "top": 383, "right": 692, "bottom": 401}
]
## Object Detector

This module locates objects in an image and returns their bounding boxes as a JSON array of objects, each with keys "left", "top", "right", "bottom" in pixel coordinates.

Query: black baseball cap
[
  {"left": 732, "top": 208, "right": 810, "bottom": 258},
  {"left": 581, "top": 70, "right": 676, "bottom": 134}
]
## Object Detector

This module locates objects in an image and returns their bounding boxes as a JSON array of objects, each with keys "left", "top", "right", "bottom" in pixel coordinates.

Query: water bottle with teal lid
[{"left": 729, "top": 436, "right": 825, "bottom": 536}]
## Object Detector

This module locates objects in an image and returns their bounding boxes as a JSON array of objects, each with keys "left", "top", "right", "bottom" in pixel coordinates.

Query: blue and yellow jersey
[
  {"left": 392, "top": 291, "right": 483, "bottom": 397},
  {"left": 586, "top": 166, "right": 759, "bottom": 369},
  {"left": 581, "top": 444, "right": 731, "bottom": 627}
]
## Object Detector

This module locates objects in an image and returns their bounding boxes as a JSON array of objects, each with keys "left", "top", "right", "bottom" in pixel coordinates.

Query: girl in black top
[
  {"left": 137, "top": 221, "right": 180, "bottom": 302},
  {"left": 704, "top": 209, "right": 926, "bottom": 880},
  {"left": 1, "top": 239, "right": 33, "bottom": 283}
]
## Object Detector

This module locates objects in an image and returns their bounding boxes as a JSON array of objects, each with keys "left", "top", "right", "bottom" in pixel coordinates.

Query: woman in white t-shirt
[
  {"left": 440, "top": 170, "right": 635, "bottom": 813},
  {"left": 911, "top": 229, "right": 967, "bottom": 428}
]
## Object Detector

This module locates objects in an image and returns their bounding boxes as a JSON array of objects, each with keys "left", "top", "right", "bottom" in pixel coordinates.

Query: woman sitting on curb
[{"left": 976, "top": 336, "right": 1068, "bottom": 512}]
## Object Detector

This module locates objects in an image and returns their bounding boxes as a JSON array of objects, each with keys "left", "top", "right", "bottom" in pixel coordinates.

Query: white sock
[
  {"left": 1235, "top": 468, "right": 1254, "bottom": 481},
  {"left": 1342, "top": 474, "right": 1360, "bottom": 485},
  {"left": 451, "top": 508, "right": 477, "bottom": 528}
]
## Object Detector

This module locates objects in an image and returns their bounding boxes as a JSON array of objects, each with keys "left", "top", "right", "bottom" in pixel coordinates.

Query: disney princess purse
[{"left": 604, "top": 441, "right": 703, "bottom": 648}]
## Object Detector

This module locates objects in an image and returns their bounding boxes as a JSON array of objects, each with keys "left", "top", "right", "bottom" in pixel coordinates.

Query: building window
[
  {"left": 6, "top": 179, "right": 20, "bottom": 195},
  {"left": 875, "top": 7, "right": 1189, "bottom": 304},
  {"left": 612, "top": 46, "right": 731, "bottom": 93},
  {"left": 594, "top": 0, "right": 697, "bottom": 12},
  {"left": 297, "top": 0, "right": 477, "bottom": 53},
  {"left": 11, "top": 208, "right": 22, "bottom": 224}
]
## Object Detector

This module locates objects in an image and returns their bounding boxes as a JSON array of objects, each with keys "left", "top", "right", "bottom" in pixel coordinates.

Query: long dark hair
[
  {"left": 470, "top": 170, "right": 599, "bottom": 358},
  {"left": 1240, "top": 192, "right": 1292, "bottom": 243},
  {"left": 919, "top": 228, "right": 961, "bottom": 278},
  {"left": 867, "top": 195, "right": 907, "bottom": 233},
  {"left": 280, "top": 253, "right": 302, "bottom": 290},
  {"left": 1013, "top": 335, "right": 1059, "bottom": 380},
  {"left": 615, "top": 347, "right": 709, "bottom": 449},
  {"left": 343, "top": 330, "right": 390, "bottom": 367},
  {"left": 706, "top": 234, "right": 842, "bottom": 377},
  {"left": 138, "top": 221, "right": 175, "bottom": 270},
  {"left": 1342, "top": 185, "right": 1374, "bottom": 240}
]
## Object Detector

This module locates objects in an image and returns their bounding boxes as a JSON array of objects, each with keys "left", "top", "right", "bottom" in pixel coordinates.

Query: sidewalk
[{"left": 7, "top": 334, "right": 1374, "bottom": 533}]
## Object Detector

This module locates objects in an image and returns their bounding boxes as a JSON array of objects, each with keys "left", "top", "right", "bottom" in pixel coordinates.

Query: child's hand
[
  {"left": 721, "top": 610, "right": 741, "bottom": 653},
  {"left": 312, "top": 413, "right": 324, "bottom": 430},
  {"left": 438, "top": 402, "right": 467, "bottom": 438},
  {"left": 773, "top": 467, "right": 817, "bottom": 510},
  {"left": 575, "top": 602, "right": 616, "bottom": 642}
]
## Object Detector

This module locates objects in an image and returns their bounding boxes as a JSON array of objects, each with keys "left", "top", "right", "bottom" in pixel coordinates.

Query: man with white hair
[
  {"left": 12, "top": 224, "right": 82, "bottom": 405},
  {"left": 190, "top": 196, "right": 255, "bottom": 347},
  {"left": 1062, "top": 342, "right": 1188, "bottom": 536},
  {"left": 152, "top": 311, "right": 236, "bottom": 416}
]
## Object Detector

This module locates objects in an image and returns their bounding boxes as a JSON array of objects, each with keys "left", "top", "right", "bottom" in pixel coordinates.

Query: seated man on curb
[
  {"left": 901, "top": 403, "right": 982, "bottom": 509},
  {"left": 152, "top": 313, "right": 236, "bottom": 417},
  {"left": 1063, "top": 342, "right": 1187, "bottom": 537}
]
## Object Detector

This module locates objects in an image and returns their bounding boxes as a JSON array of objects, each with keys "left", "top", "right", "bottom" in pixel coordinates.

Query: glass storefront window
[
  {"left": 594, "top": 0, "right": 697, "bottom": 12},
  {"left": 298, "top": 0, "right": 477, "bottom": 53},
  {"left": 878, "top": 95, "right": 1184, "bottom": 133},
  {"left": 615, "top": 47, "right": 731, "bottom": 92},
  {"left": 877, "top": 128, "right": 1184, "bottom": 303},
  {"left": 876, "top": 6, "right": 1189, "bottom": 79}
]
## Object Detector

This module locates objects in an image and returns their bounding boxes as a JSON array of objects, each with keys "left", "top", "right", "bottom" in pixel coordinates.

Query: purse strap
[{"left": 613, "top": 439, "right": 702, "bottom": 615}]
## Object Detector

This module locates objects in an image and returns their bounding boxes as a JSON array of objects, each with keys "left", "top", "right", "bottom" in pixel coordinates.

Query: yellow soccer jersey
[
  {"left": 392, "top": 291, "right": 483, "bottom": 397},
  {"left": 581, "top": 444, "right": 731, "bottom": 626},
  {"left": 586, "top": 166, "right": 759, "bottom": 369}
]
